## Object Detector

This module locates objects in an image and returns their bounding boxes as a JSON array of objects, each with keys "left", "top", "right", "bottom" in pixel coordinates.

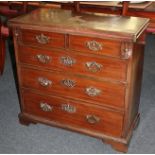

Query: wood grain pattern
[
  {"left": 69, "top": 35, "right": 122, "bottom": 58},
  {"left": 8, "top": 8, "right": 149, "bottom": 42},
  {"left": 22, "top": 89, "right": 124, "bottom": 137},
  {"left": 19, "top": 66, "right": 126, "bottom": 110},
  {"left": 19, "top": 29, "right": 65, "bottom": 49},
  {"left": 122, "top": 43, "right": 144, "bottom": 137},
  {"left": 18, "top": 45, "right": 127, "bottom": 81},
  {"left": 9, "top": 8, "right": 149, "bottom": 153}
]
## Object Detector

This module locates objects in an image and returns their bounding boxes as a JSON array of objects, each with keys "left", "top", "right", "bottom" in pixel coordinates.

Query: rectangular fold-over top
[{"left": 9, "top": 8, "right": 149, "bottom": 42}]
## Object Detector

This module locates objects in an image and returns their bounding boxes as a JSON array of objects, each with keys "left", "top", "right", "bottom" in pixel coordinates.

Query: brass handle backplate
[
  {"left": 60, "top": 56, "right": 76, "bottom": 66},
  {"left": 35, "top": 33, "right": 50, "bottom": 44},
  {"left": 38, "top": 77, "right": 52, "bottom": 87},
  {"left": 86, "top": 115, "right": 100, "bottom": 124},
  {"left": 61, "top": 104, "right": 76, "bottom": 113},
  {"left": 86, "top": 40, "right": 102, "bottom": 51},
  {"left": 85, "top": 62, "right": 103, "bottom": 72},
  {"left": 40, "top": 102, "right": 53, "bottom": 112},
  {"left": 85, "top": 87, "right": 101, "bottom": 97},
  {"left": 36, "top": 54, "right": 51, "bottom": 64},
  {"left": 61, "top": 79, "right": 76, "bottom": 88}
]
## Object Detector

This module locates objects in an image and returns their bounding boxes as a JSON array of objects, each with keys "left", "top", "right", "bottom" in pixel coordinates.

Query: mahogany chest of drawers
[{"left": 9, "top": 8, "right": 149, "bottom": 152}]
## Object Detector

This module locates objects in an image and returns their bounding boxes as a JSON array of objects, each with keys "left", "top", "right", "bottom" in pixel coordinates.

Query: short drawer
[
  {"left": 18, "top": 29, "right": 65, "bottom": 49},
  {"left": 18, "top": 46, "right": 127, "bottom": 81},
  {"left": 22, "top": 89, "right": 124, "bottom": 137},
  {"left": 19, "top": 67, "right": 126, "bottom": 109},
  {"left": 69, "top": 35, "right": 122, "bottom": 58}
]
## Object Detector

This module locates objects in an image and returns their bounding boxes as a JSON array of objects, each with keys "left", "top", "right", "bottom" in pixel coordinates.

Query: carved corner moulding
[
  {"left": 14, "top": 28, "right": 20, "bottom": 37},
  {"left": 121, "top": 42, "right": 133, "bottom": 60}
]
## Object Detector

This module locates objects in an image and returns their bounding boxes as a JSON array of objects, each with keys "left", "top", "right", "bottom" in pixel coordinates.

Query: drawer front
[
  {"left": 22, "top": 89, "right": 123, "bottom": 137},
  {"left": 19, "top": 29, "right": 65, "bottom": 49},
  {"left": 69, "top": 35, "right": 122, "bottom": 58},
  {"left": 19, "top": 67, "right": 125, "bottom": 109},
  {"left": 18, "top": 46, "right": 127, "bottom": 81}
]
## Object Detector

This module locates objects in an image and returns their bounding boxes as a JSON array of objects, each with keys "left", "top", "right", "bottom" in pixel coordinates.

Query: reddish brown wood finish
[
  {"left": 0, "top": 21, "right": 9, "bottom": 75},
  {"left": 122, "top": 2, "right": 129, "bottom": 16},
  {"left": 2, "top": 1, "right": 155, "bottom": 32},
  {"left": 103, "top": 138, "right": 128, "bottom": 153},
  {"left": 80, "top": 2, "right": 155, "bottom": 34},
  {"left": 19, "top": 113, "right": 37, "bottom": 126},
  {"left": 22, "top": 89, "right": 124, "bottom": 137},
  {"left": 19, "top": 66, "right": 126, "bottom": 110},
  {"left": 69, "top": 35, "right": 122, "bottom": 58},
  {"left": 18, "top": 45, "right": 127, "bottom": 81},
  {"left": 20, "top": 29, "right": 65, "bottom": 49},
  {"left": 9, "top": 8, "right": 148, "bottom": 153},
  {"left": 74, "top": 2, "right": 80, "bottom": 12},
  {"left": 64, "top": 2, "right": 155, "bottom": 36},
  {"left": 0, "top": 2, "right": 30, "bottom": 76},
  {"left": 0, "top": 34, "right": 5, "bottom": 75},
  {"left": 122, "top": 43, "right": 144, "bottom": 137},
  {"left": 8, "top": 9, "right": 149, "bottom": 43}
]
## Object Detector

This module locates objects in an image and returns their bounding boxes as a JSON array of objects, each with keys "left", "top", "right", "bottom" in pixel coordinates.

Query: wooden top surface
[{"left": 9, "top": 8, "right": 149, "bottom": 42}]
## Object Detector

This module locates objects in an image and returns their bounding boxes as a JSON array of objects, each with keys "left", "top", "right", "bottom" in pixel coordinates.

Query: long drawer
[
  {"left": 18, "top": 29, "right": 65, "bottom": 49},
  {"left": 19, "top": 66, "right": 126, "bottom": 109},
  {"left": 22, "top": 89, "right": 124, "bottom": 137},
  {"left": 18, "top": 46, "right": 127, "bottom": 81}
]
